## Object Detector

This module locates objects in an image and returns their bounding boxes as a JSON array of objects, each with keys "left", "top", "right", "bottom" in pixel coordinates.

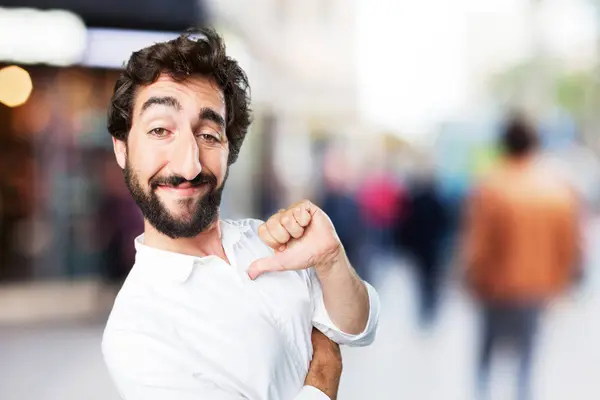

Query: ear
[{"left": 112, "top": 137, "right": 127, "bottom": 169}]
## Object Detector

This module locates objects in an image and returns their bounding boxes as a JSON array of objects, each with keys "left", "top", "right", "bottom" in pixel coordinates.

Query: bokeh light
[{"left": 0, "top": 65, "right": 33, "bottom": 107}]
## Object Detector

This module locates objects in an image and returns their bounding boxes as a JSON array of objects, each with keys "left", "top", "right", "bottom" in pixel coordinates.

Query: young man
[
  {"left": 463, "top": 114, "right": 581, "bottom": 400},
  {"left": 102, "top": 28, "right": 380, "bottom": 400}
]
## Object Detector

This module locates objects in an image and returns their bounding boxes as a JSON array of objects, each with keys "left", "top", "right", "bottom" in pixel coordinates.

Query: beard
[{"left": 124, "top": 160, "right": 227, "bottom": 239}]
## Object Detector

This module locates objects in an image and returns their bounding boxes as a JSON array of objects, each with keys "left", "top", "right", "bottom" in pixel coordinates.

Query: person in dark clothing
[
  {"left": 398, "top": 176, "right": 448, "bottom": 328},
  {"left": 321, "top": 188, "right": 364, "bottom": 279},
  {"left": 319, "top": 145, "right": 368, "bottom": 282}
]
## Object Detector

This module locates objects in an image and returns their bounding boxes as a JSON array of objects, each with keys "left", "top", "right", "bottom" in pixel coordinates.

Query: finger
[
  {"left": 257, "top": 222, "right": 280, "bottom": 249},
  {"left": 247, "top": 256, "right": 284, "bottom": 280},
  {"left": 281, "top": 213, "right": 304, "bottom": 239},
  {"left": 274, "top": 244, "right": 313, "bottom": 271},
  {"left": 292, "top": 206, "right": 311, "bottom": 228},
  {"left": 298, "top": 199, "right": 318, "bottom": 216},
  {"left": 248, "top": 245, "right": 314, "bottom": 279},
  {"left": 266, "top": 216, "right": 291, "bottom": 246}
]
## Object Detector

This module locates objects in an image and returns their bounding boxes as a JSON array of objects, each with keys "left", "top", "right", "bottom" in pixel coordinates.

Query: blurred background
[{"left": 1, "top": 0, "right": 600, "bottom": 399}]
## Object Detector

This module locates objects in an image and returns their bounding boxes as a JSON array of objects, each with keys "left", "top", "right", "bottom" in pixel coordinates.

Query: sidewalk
[{"left": 0, "top": 279, "right": 114, "bottom": 326}]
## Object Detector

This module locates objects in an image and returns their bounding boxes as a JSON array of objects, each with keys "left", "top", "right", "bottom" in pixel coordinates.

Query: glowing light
[{"left": 0, "top": 65, "right": 33, "bottom": 107}]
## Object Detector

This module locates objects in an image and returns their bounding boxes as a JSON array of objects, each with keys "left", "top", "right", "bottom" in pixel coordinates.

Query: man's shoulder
[
  {"left": 222, "top": 218, "right": 264, "bottom": 233},
  {"left": 221, "top": 217, "right": 269, "bottom": 254}
]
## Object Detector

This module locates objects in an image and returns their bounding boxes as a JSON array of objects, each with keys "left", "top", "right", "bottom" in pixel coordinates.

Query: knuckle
[
  {"left": 258, "top": 223, "right": 268, "bottom": 235},
  {"left": 266, "top": 217, "right": 278, "bottom": 229}
]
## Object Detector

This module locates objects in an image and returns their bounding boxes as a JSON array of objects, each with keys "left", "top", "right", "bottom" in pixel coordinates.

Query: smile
[{"left": 155, "top": 183, "right": 205, "bottom": 197}]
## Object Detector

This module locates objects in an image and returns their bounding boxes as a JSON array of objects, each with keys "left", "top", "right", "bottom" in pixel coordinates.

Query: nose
[{"left": 169, "top": 130, "right": 202, "bottom": 181}]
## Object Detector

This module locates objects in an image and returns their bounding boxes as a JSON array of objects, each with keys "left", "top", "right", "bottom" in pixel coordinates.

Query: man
[
  {"left": 399, "top": 170, "right": 448, "bottom": 329},
  {"left": 101, "top": 28, "right": 379, "bottom": 400},
  {"left": 462, "top": 114, "right": 580, "bottom": 400}
]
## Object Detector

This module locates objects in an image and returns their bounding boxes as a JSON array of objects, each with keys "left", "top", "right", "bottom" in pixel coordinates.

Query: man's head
[
  {"left": 107, "top": 28, "right": 251, "bottom": 238},
  {"left": 500, "top": 112, "right": 538, "bottom": 158}
]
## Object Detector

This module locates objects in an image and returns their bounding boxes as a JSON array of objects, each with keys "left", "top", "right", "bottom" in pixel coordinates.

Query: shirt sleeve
[
  {"left": 309, "top": 268, "right": 380, "bottom": 347},
  {"left": 102, "top": 329, "right": 245, "bottom": 400},
  {"left": 293, "top": 386, "right": 331, "bottom": 400}
]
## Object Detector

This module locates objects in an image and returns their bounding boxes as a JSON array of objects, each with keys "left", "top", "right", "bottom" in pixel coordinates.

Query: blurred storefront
[
  {"left": 0, "top": 1, "right": 208, "bottom": 285},
  {"left": 0, "top": 0, "right": 206, "bottom": 31},
  {"left": 0, "top": 66, "right": 120, "bottom": 282}
]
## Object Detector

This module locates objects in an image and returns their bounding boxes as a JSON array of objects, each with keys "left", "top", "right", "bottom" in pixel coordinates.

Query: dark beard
[{"left": 124, "top": 160, "right": 227, "bottom": 239}]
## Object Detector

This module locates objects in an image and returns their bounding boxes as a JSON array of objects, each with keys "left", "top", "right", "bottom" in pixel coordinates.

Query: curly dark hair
[{"left": 107, "top": 27, "right": 252, "bottom": 165}]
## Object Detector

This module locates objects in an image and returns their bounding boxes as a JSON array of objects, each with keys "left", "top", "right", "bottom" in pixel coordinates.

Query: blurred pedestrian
[
  {"left": 398, "top": 171, "right": 448, "bottom": 328},
  {"left": 357, "top": 166, "right": 405, "bottom": 271},
  {"left": 462, "top": 113, "right": 581, "bottom": 400},
  {"left": 320, "top": 145, "right": 365, "bottom": 279}
]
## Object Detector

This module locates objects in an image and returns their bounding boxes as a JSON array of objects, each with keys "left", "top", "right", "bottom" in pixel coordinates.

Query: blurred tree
[
  {"left": 488, "top": 0, "right": 600, "bottom": 152},
  {"left": 489, "top": 61, "right": 600, "bottom": 152},
  {"left": 554, "top": 70, "right": 600, "bottom": 119},
  {"left": 489, "top": 60, "right": 536, "bottom": 110}
]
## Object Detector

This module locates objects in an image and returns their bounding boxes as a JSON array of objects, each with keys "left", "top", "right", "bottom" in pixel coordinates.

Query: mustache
[{"left": 150, "top": 172, "right": 217, "bottom": 189}]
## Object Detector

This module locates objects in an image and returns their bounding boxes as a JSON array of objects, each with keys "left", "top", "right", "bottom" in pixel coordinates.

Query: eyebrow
[
  {"left": 199, "top": 107, "right": 226, "bottom": 129},
  {"left": 140, "top": 96, "right": 182, "bottom": 115}
]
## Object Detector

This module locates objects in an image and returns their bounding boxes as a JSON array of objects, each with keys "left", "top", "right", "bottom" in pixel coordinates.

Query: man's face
[{"left": 113, "top": 74, "right": 230, "bottom": 238}]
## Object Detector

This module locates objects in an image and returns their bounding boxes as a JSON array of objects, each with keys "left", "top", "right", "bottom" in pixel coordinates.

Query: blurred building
[
  {"left": 0, "top": 1, "right": 214, "bottom": 287},
  {"left": 207, "top": 0, "right": 362, "bottom": 210},
  {"left": 210, "top": 0, "right": 358, "bottom": 125}
]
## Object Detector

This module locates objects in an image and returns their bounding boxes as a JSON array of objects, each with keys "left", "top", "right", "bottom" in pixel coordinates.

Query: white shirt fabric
[{"left": 102, "top": 219, "right": 379, "bottom": 400}]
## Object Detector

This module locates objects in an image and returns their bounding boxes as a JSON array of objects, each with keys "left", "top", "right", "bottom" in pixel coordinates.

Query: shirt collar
[{"left": 133, "top": 219, "right": 249, "bottom": 284}]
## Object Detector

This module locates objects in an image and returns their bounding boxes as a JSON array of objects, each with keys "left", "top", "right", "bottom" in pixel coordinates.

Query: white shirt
[{"left": 102, "top": 219, "right": 379, "bottom": 400}]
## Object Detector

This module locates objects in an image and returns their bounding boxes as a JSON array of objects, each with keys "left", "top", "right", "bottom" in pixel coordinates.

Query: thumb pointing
[
  {"left": 247, "top": 245, "right": 314, "bottom": 280},
  {"left": 247, "top": 256, "right": 284, "bottom": 280}
]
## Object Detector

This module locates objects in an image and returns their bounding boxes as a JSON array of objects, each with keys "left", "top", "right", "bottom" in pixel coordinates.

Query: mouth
[{"left": 155, "top": 182, "right": 206, "bottom": 197}]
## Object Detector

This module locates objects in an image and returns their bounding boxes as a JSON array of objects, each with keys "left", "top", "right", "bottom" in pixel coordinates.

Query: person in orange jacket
[{"left": 462, "top": 113, "right": 581, "bottom": 400}]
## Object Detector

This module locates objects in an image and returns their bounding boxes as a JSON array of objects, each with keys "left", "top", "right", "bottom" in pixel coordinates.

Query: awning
[{"left": 0, "top": 0, "right": 208, "bottom": 31}]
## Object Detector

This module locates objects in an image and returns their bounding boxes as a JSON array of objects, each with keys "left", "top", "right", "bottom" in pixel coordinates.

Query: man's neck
[
  {"left": 142, "top": 218, "right": 228, "bottom": 261},
  {"left": 505, "top": 152, "right": 535, "bottom": 167}
]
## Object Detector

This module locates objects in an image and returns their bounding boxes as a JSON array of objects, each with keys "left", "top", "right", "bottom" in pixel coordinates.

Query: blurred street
[
  {"left": 2, "top": 1, "right": 600, "bottom": 399},
  {"left": 2, "top": 217, "right": 599, "bottom": 400}
]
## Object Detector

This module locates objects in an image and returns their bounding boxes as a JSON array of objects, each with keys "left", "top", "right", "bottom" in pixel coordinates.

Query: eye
[
  {"left": 148, "top": 127, "right": 170, "bottom": 137},
  {"left": 198, "top": 133, "right": 218, "bottom": 144}
]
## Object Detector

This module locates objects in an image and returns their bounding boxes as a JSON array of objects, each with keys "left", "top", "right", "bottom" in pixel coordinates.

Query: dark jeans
[
  {"left": 477, "top": 303, "right": 543, "bottom": 400},
  {"left": 409, "top": 252, "right": 442, "bottom": 328}
]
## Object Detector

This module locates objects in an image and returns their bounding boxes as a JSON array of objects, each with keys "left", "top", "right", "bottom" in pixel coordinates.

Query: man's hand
[
  {"left": 249, "top": 200, "right": 371, "bottom": 336},
  {"left": 247, "top": 200, "right": 342, "bottom": 280},
  {"left": 305, "top": 328, "right": 342, "bottom": 400}
]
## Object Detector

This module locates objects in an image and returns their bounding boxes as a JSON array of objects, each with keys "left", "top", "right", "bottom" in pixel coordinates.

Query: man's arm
[
  {"left": 247, "top": 201, "right": 379, "bottom": 340},
  {"left": 560, "top": 190, "right": 583, "bottom": 286},
  {"left": 104, "top": 326, "right": 343, "bottom": 400},
  {"left": 295, "top": 328, "right": 343, "bottom": 400},
  {"left": 314, "top": 248, "right": 370, "bottom": 335},
  {"left": 461, "top": 186, "right": 492, "bottom": 289}
]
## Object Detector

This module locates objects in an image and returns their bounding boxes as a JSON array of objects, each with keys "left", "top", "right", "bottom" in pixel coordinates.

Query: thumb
[
  {"left": 247, "top": 245, "right": 313, "bottom": 280},
  {"left": 247, "top": 256, "right": 284, "bottom": 280}
]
